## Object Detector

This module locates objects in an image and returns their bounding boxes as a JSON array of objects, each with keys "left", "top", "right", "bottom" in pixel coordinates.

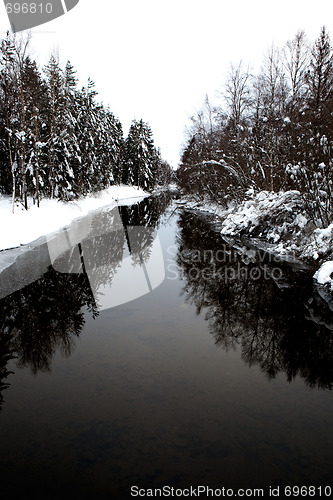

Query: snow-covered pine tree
[
  {"left": 155, "top": 155, "right": 173, "bottom": 186},
  {"left": 62, "top": 60, "right": 82, "bottom": 198},
  {"left": 305, "top": 26, "right": 333, "bottom": 161},
  {"left": 124, "top": 119, "right": 158, "bottom": 191},
  {"left": 0, "top": 36, "right": 163, "bottom": 203},
  {"left": 22, "top": 57, "right": 49, "bottom": 206},
  {"left": 0, "top": 32, "right": 17, "bottom": 208},
  {"left": 44, "top": 55, "right": 81, "bottom": 200},
  {"left": 73, "top": 79, "right": 123, "bottom": 194},
  {"left": 74, "top": 78, "right": 101, "bottom": 195},
  {"left": 94, "top": 108, "right": 124, "bottom": 188},
  {"left": 44, "top": 54, "right": 64, "bottom": 198},
  {"left": 306, "top": 27, "right": 333, "bottom": 122}
]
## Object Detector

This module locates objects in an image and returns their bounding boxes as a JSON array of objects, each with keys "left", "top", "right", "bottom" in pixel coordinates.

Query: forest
[
  {"left": 178, "top": 27, "right": 333, "bottom": 228},
  {"left": 0, "top": 32, "right": 172, "bottom": 211}
]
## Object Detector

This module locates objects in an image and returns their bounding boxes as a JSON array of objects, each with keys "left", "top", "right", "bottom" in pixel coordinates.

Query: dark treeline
[
  {"left": 178, "top": 27, "right": 333, "bottom": 226},
  {"left": 0, "top": 33, "right": 173, "bottom": 210}
]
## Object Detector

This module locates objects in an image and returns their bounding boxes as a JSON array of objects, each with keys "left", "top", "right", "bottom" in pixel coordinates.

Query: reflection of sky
[
  {"left": 48, "top": 206, "right": 124, "bottom": 270},
  {"left": 0, "top": 198, "right": 170, "bottom": 305},
  {"left": 92, "top": 236, "right": 165, "bottom": 310},
  {"left": 47, "top": 206, "right": 165, "bottom": 310}
]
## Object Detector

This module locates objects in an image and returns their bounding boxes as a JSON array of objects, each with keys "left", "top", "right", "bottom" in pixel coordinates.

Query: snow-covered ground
[
  {"left": 314, "top": 261, "right": 333, "bottom": 289},
  {"left": 181, "top": 190, "right": 333, "bottom": 287},
  {"left": 183, "top": 190, "right": 333, "bottom": 262},
  {"left": 0, "top": 185, "right": 148, "bottom": 252}
]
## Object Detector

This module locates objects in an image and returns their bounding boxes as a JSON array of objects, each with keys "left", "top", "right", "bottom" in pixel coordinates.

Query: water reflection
[
  {"left": 0, "top": 193, "right": 173, "bottom": 409},
  {"left": 0, "top": 331, "right": 15, "bottom": 410},
  {"left": 176, "top": 212, "right": 333, "bottom": 390},
  {"left": 48, "top": 206, "right": 164, "bottom": 311},
  {"left": 0, "top": 269, "right": 96, "bottom": 410},
  {"left": 45, "top": 195, "right": 170, "bottom": 309}
]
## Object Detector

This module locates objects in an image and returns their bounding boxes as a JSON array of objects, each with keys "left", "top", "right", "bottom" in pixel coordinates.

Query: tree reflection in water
[
  {"left": 176, "top": 212, "right": 333, "bottom": 390},
  {"left": 0, "top": 270, "right": 96, "bottom": 374},
  {"left": 0, "top": 331, "right": 15, "bottom": 410},
  {"left": 0, "top": 193, "right": 173, "bottom": 409}
]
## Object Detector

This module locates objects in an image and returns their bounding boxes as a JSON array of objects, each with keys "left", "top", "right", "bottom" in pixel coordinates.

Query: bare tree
[
  {"left": 224, "top": 61, "right": 252, "bottom": 135},
  {"left": 259, "top": 44, "right": 289, "bottom": 118},
  {"left": 14, "top": 32, "right": 31, "bottom": 210},
  {"left": 0, "top": 33, "right": 16, "bottom": 213},
  {"left": 0, "top": 32, "right": 31, "bottom": 212},
  {"left": 283, "top": 30, "right": 309, "bottom": 108},
  {"left": 185, "top": 94, "right": 216, "bottom": 141}
]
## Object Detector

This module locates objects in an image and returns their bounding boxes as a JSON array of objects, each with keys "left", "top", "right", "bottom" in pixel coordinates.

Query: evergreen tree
[
  {"left": 124, "top": 119, "right": 158, "bottom": 191},
  {"left": 0, "top": 35, "right": 163, "bottom": 203},
  {"left": 44, "top": 55, "right": 82, "bottom": 200},
  {"left": 306, "top": 26, "right": 333, "bottom": 122},
  {"left": 0, "top": 32, "right": 17, "bottom": 204},
  {"left": 44, "top": 54, "right": 65, "bottom": 198},
  {"left": 22, "top": 57, "right": 49, "bottom": 206},
  {"left": 305, "top": 25, "right": 333, "bottom": 160}
]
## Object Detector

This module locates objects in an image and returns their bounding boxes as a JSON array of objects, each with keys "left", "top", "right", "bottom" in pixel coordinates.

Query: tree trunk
[{"left": 8, "top": 132, "right": 15, "bottom": 214}]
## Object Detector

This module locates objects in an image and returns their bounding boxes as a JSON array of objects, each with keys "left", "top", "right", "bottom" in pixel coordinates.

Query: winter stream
[{"left": 0, "top": 194, "right": 333, "bottom": 497}]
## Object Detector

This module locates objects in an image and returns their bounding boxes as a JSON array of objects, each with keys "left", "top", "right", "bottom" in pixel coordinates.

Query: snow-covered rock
[
  {"left": 180, "top": 190, "right": 333, "bottom": 264},
  {"left": 313, "top": 261, "right": 333, "bottom": 290}
]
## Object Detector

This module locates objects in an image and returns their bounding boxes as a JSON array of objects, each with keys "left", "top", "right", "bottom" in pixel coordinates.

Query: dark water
[{"left": 0, "top": 195, "right": 333, "bottom": 498}]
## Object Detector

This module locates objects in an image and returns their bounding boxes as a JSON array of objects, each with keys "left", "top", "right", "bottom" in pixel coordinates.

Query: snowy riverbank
[
  {"left": 0, "top": 185, "right": 148, "bottom": 252},
  {"left": 180, "top": 190, "right": 333, "bottom": 289}
]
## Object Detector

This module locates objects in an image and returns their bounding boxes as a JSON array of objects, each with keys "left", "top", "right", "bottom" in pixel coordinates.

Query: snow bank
[
  {"left": 0, "top": 246, "right": 31, "bottom": 274},
  {"left": 219, "top": 190, "right": 303, "bottom": 238},
  {"left": 181, "top": 190, "right": 333, "bottom": 265},
  {"left": 313, "top": 261, "right": 333, "bottom": 289},
  {"left": 0, "top": 185, "right": 148, "bottom": 251}
]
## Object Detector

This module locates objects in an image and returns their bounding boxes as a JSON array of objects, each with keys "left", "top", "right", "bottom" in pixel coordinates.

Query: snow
[
  {"left": 0, "top": 185, "right": 148, "bottom": 252},
  {"left": 180, "top": 190, "right": 333, "bottom": 269},
  {"left": 295, "top": 213, "right": 308, "bottom": 229},
  {"left": 219, "top": 190, "right": 303, "bottom": 239},
  {"left": 313, "top": 261, "right": 333, "bottom": 289},
  {"left": 0, "top": 246, "right": 32, "bottom": 274}
]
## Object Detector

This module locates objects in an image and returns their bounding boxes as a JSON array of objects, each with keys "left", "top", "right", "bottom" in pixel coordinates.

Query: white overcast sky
[{"left": 1, "top": 0, "right": 333, "bottom": 167}]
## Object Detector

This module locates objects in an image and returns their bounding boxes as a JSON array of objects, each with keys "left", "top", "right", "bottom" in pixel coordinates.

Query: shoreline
[
  {"left": 0, "top": 185, "right": 149, "bottom": 253},
  {"left": 178, "top": 190, "right": 333, "bottom": 291}
]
